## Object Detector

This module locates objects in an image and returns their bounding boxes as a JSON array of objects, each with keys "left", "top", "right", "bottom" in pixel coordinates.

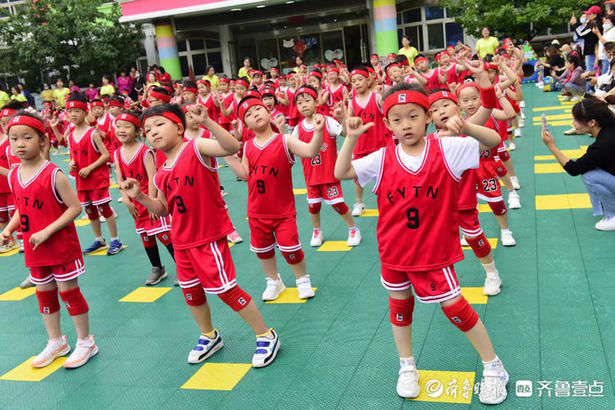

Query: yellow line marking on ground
[
  {"left": 0, "top": 357, "right": 66, "bottom": 382},
  {"left": 0, "top": 287, "right": 36, "bottom": 301},
  {"left": 317, "top": 241, "right": 352, "bottom": 252},
  {"left": 460, "top": 287, "right": 488, "bottom": 304},
  {"left": 534, "top": 146, "right": 587, "bottom": 161},
  {"left": 535, "top": 193, "right": 591, "bottom": 210},
  {"left": 265, "top": 287, "right": 318, "bottom": 304},
  {"left": 534, "top": 163, "right": 565, "bottom": 174},
  {"left": 181, "top": 363, "right": 252, "bottom": 391},
  {"left": 119, "top": 287, "right": 172, "bottom": 303}
]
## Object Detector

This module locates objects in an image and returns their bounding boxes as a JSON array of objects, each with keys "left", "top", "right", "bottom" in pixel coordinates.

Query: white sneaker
[
  {"left": 296, "top": 275, "right": 315, "bottom": 299},
  {"left": 397, "top": 359, "right": 420, "bottom": 398},
  {"left": 187, "top": 329, "right": 224, "bottom": 364},
  {"left": 460, "top": 236, "right": 469, "bottom": 246},
  {"left": 483, "top": 273, "right": 502, "bottom": 296},
  {"left": 508, "top": 141, "right": 516, "bottom": 151},
  {"left": 479, "top": 364, "right": 509, "bottom": 404},
  {"left": 310, "top": 229, "right": 323, "bottom": 247},
  {"left": 227, "top": 230, "right": 243, "bottom": 244},
  {"left": 262, "top": 276, "right": 285, "bottom": 301},
  {"left": 20, "top": 276, "right": 34, "bottom": 289},
  {"left": 351, "top": 202, "right": 365, "bottom": 217},
  {"left": 63, "top": 335, "right": 99, "bottom": 369},
  {"left": 501, "top": 230, "right": 517, "bottom": 247},
  {"left": 535, "top": 82, "right": 544, "bottom": 88},
  {"left": 252, "top": 328, "right": 280, "bottom": 368},
  {"left": 508, "top": 191, "right": 521, "bottom": 209},
  {"left": 561, "top": 95, "right": 571, "bottom": 101},
  {"left": 595, "top": 216, "right": 615, "bottom": 231},
  {"left": 510, "top": 176, "right": 521, "bottom": 190},
  {"left": 570, "top": 95, "right": 581, "bottom": 102},
  {"left": 31, "top": 336, "right": 71, "bottom": 368},
  {"left": 518, "top": 118, "right": 525, "bottom": 128},
  {"left": 346, "top": 228, "right": 361, "bottom": 246}
]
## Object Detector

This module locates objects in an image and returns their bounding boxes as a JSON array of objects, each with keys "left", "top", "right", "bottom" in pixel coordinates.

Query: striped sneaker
[
  {"left": 188, "top": 330, "right": 224, "bottom": 364},
  {"left": 31, "top": 336, "right": 71, "bottom": 368},
  {"left": 252, "top": 328, "right": 280, "bottom": 368},
  {"left": 63, "top": 336, "right": 99, "bottom": 369}
]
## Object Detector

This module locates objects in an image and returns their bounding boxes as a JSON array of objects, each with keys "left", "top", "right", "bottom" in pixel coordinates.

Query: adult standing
[
  {"left": 238, "top": 57, "right": 253, "bottom": 79},
  {"left": 593, "top": 14, "right": 615, "bottom": 75},
  {"left": 68, "top": 79, "right": 80, "bottom": 94},
  {"left": 0, "top": 84, "right": 8, "bottom": 108},
  {"left": 570, "top": 6, "right": 602, "bottom": 72},
  {"left": 398, "top": 35, "right": 418, "bottom": 66},
  {"left": 9, "top": 86, "right": 26, "bottom": 103},
  {"left": 117, "top": 71, "right": 134, "bottom": 96},
  {"left": 17, "top": 83, "right": 35, "bottom": 107},
  {"left": 40, "top": 83, "right": 54, "bottom": 103},
  {"left": 100, "top": 75, "right": 115, "bottom": 97},
  {"left": 202, "top": 66, "right": 219, "bottom": 90},
  {"left": 475, "top": 27, "right": 499, "bottom": 59},
  {"left": 52, "top": 78, "right": 70, "bottom": 108}
]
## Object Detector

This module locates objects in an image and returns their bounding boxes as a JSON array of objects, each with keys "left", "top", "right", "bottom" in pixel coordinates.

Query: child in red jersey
[
  {"left": 322, "top": 67, "right": 348, "bottom": 114},
  {"left": 1, "top": 112, "right": 98, "bottom": 369},
  {"left": 181, "top": 80, "right": 198, "bottom": 105},
  {"left": 147, "top": 87, "right": 172, "bottom": 107},
  {"left": 218, "top": 77, "right": 249, "bottom": 132},
  {"left": 122, "top": 103, "right": 280, "bottom": 367},
  {"left": 305, "top": 70, "right": 330, "bottom": 116},
  {"left": 277, "top": 72, "right": 302, "bottom": 132},
  {"left": 261, "top": 87, "right": 286, "bottom": 130},
  {"left": 335, "top": 84, "right": 509, "bottom": 405},
  {"left": 216, "top": 78, "right": 233, "bottom": 131},
  {"left": 229, "top": 97, "right": 323, "bottom": 301},
  {"left": 196, "top": 79, "right": 220, "bottom": 123},
  {"left": 348, "top": 66, "right": 388, "bottom": 216},
  {"left": 66, "top": 93, "right": 123, "bottom": 255},
  {"left": 291, "top": 85, "right": 361, "bottom": 247},
  {"left": 114, "top": 110, "right": 175, "bottom": 286}
]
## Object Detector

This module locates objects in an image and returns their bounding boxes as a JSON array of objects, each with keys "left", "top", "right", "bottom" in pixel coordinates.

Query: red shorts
[
  {"left": 135, "top": 214, "right": 171, "bottom": 236},
  {"left": 458, "top": 208, "right": 482, "bottom": 237},
  {"left": 175, "top": 238, "right": 237, "bottom": 294},
  {"left": 381, "top": 265, "right": 461, "bottom": 303},
  {"left": 78, "top": 188, "right": 112, "bottom": 207},
  {"left": 476, "top": 161, "right": 503, "bottom": 202},
  {"left": 307, "top": 181, "right": 344, "bottom": 205},
  {"left": 249, "top": 216, "right": 301, "bottom": 254},
  {"left": 0, "top": 192, "right": 14, "bottom": 212},
  {"left": 30, "top": 256, "right": 85, "bottom": 286},
  {"left": 458, "top": 169, "right": 478, "bottom": 210}
]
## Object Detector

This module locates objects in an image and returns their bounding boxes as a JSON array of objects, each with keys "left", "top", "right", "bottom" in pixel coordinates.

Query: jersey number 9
[
  {"left": 406, "top": 208, "right": 419, "bottom": 229},
  {"left": 256, "top": 179, "right": 266, "bottom": 194},
  {"left": 20, "top": 215, "right": 30, "bottom": 232},
  {"left": 175, "top": 196, "right": 187, "bottom": 214}
]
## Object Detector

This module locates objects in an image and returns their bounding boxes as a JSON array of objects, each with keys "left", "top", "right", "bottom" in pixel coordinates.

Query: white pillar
[
  {"left": 366, "top": 0, "right": 378, "bottom": 56},
  {"left": 142, "top": 23, "right": 158, "bottom": 66},
  {"left": 219, "top": 25, "right": 233, "bottom": 77}
]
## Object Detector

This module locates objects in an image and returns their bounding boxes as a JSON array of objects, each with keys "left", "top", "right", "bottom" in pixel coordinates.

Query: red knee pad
[
  {"left": 282, "top": 249, "right": 304, "bottom": 265},
  {"left": 489, "top": 200, "right": 507, "bottom": 216},
  {"left": 36, "top": 288, "right": 61, "bottom": 315},
  {"left": 156, "top": 232, "right": 172, "bottom": 247},
  {"left": 332, "top": 202, "right": 349, "bottom": 215},
  {"left": 85, "top": 205, "right": 99, "bottom": 220},
  {"left": 308, "top": 202, "right": 322, "bottom": 214},
  {"left": 182, "top": 285, "right": 206, "bottom": 306},
  {"left": 97, "top": 203, "right": 114, "bottom": 218},
  {"left": 256, "top": 249, "right": 275, "bottom": 260},
  {"left": 499, "top": 150, "right": 511, "bottom": 162},
  {"left": 141, "top": 233, "right": 155, "bottom": 248},
  {"left": 389, "top": 296, "right": 414, "bottom": 327},
  {"left": 442, "top": 296, "right": 479, "bottom": 332},
  {"left": 495, "top": 164, "right": 508, "bottom": 177},
  {"left": 465, "top": 232, "right": 492, "bottom": 258},
  {"left": 59, "top": 287, "right": 89, "bottom": 316},
  {"left": 218, "top": 286, "right": 252, "bottom": 312}
]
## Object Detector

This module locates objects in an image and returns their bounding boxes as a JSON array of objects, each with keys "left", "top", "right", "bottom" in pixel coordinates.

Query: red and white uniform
[
  {"left": 244, "top": 134, "right": 301, "bottom": 254},
  {"left": 353, "top": 137, "right": 480, "bottom": 303},
  {"left": 8, "top": 162, "right": 84, "bottom": 284},
  {"left": 115, "top": 143, "right": 171, "bottom": 235},
  {"left": 349, "top": 92, "right": 388, "bottom": 158},
  {"left": 285, "top": 88, "right": 301, "bottom": 127},
  {"left": 68, "top": 127, "right": 110, "bottom": 206},
  {"left": 293, "top": 116, "right": 344, "bottom": 205},
  {"left": 0, "top": 137, "right": 14, "bottom": 220},
  {"left": 477, "top": 115, "right": 507, "bottom": 202},
  {"left": 154, "top": 139, "right": 236, "bottom": 294},
  {"left": 326, "top": 83, "right": 346, "bottom": 111},
  {"left": 197, "top": 93, "right": 220, "bottom": 123},
  {"left": 219, "top": 93, "right": 235, "bottom": 130}
]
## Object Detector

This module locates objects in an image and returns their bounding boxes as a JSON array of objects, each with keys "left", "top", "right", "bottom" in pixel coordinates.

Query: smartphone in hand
[{"left": 541, "top": 113, "right": 548, "bottom": 132}]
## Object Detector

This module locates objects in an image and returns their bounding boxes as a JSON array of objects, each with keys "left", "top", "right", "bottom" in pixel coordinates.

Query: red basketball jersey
[
  {"left": 350, "top": 92, "right": 387, "bottom": 156},
  {"left": 219, "top": 93, "right": 235, "bottom": 125},
  {"left": 115, "top": 143, "right": 153, "bottom": 218},
  {"left": 484, "top": 114, "right": 506, "bottom": 161},
  {"left": 198, "top": 94, "right": 220, "bottom": 123},
  {"left": 6, "top": 145, "right": 20, "bottom": 169},
  {"left": 68, "top": 127, "right": 109, "bottom": 191},
  {"left": 296, "top": 116, "right": 340, "bottom": 185},
  {"left": 0, "top": 137, "right": 11, "bottom": 194},
  {"left": 154, "top": 139, "right": 233, "bottom": 249},
  {"left": 8, "top": 162, "right": 82, "bottom": 267},
  {"left": 374, "top": 141, "right": 464, "bottom": 271},
  {"left": 245, "top": 133, "right": 296, "bottom": 218},
  {"left": 326, "top": 83, "right": 346, "bottom": 109},
  {"left": 285, "top": 88, "right": 300, "bottom": 122}
]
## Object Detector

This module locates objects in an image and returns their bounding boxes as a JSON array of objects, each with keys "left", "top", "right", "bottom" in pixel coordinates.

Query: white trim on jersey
[
  {"left": 371, "top": 147, "right": 387, "bottom": 194},
  {"left": 250, "top": 243, "right": 276, "bottom": 253},
  {"left": 477, "top": 193, "right": 504, "bottom": 203},
  {"left": 281, "top": 134, "right": 295, "bottom": 165},
  {"left": 437, "top": 138, "right": 461, "bottom": 183},
  {"left": 177, "top": 277, "right": 201, "bottom": 289},
  {"left": 17, "top": 160, "right": 51, "bottom": 189},
  {"left": 276, "top": 243, "right": 302, "bottom": 252},
  {"left": 210, "top": 241, "right": 231, "bottom": 289},
  {"left": 460, "top": 226, "right": 484, "bottom": 237},
  {"left": 192, "top": 138, "right": 217, "bottom": 172}
]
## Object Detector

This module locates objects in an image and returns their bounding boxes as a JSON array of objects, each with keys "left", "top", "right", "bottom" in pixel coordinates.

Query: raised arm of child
[
  {"left": 440, "top": 115, "right": 500, "bottom": 151},
  {"left": 284, "top": 113, "right": 325, "bottom": 158},
  {"left": 79, "top": 132, "right": 109, "bottom": 179},
  {"left": 334, "top": 117, "right": 374, "bottom": 180}
]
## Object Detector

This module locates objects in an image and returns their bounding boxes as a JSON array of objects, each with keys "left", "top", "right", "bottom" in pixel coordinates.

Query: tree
[
  {"left": 0, "top": 0, "right": 143, "bottom": 89},
  {"left": 439, "top": 0, "right": 596, "bottom": 41}
]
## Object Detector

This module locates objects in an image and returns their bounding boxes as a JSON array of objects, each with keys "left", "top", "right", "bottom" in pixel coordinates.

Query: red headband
[
  {"left": 183, "top": 87, "right": 198, "bottom": 94},
  {"left": 237, "top": 98, "right": 266, "bottom": 122},
  {"left": 484, "top": 63, "right": 499, "bottom": 71},
  {"left": 7, "top": 115, "right": 46, "bottom": 135},
  {"left": 455, "top": 82, "right": 480, "bottom": 97},
  {"left": 244, "top": 90, "right": 262, "bottom": 100},
  {"left": 149, "top": 90, "right": 171, "bottom": 103},
  {"left": 327, "top": 67, "right": 340, "bottom": 73},
  {"left": 90, "top": 100, "right": 104, "bottom": 108},
  {"left": 270, "top": 67, "right": 279, "bottom": 73},
  {"left": 108, "top": 100, "right": 124, "bottom": 108},
  {"left": 252, "top": 71, "right": 263, "bottom": 77},
  {"left": 0, "top": 108, "right": 17, "bottom": 117},
  {"left": 115, "top": 112, "right": 141, "bottom": 129},
  {"left": 197, "top": 79, "right": 211, "bottom": 87},
  {"left": 235, "top": 79, "right": 250, "bottom": 89},
  {"left": 295, "top": 86, "right": 318, "bottom": 102},
  {"left": 428, "top": 90, "right": 458, "bottom": 106},
  {"left": 66, "top": 100, "right": 89, "bottom": 111},
  {"left": 387, "top": 53, "right": 397, "bottom": 59},
  {"left": 382, "top": 91, "right": 429, "bottom": 118},
  {"left": 350, "top": 69, "right": 369, "bottom": 79},
  {"left": 219, "top": 78, "right": 230, "bottom": 84},
  {"left": 141, "top": 111, "right": 183, "bottom": 128},
  {"left": 261, "top": 87, "right": 276, "bottom": 97},
  {"left": 308, "top": 71, "right": 323, "bottom": 79},
  {"left": 435, "top": 51, "right": 447, "bottom": 61},
  {"left": 385, "top": 63, "right": 400, "bottom": 75},
  {"left": 414, "top": 57, "right": 427, "bottom": 65}
]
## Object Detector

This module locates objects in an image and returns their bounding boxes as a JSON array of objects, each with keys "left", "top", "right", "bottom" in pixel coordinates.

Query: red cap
[{"left": 585, "top": 5, "right": 601, "bottom": 15}]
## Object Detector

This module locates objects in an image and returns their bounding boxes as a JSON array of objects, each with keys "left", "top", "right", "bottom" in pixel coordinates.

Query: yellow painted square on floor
[
  {"left": 478, "top": 203, "right": 491, "bottom": 213},
  {"left": 181, "top": 362, "right": 251, "bottom": 391},
  {"left": 534, "top": 146, "right": 587, "bottom": 161},
  {"left": 293, "top": 188, "right": 307, "bottom": 195},
  {"left": 0, "top": 248, "right": 19, "bottom": 257},
  {"left": 119, "top": 287, "right": 172, "bottom": 303},
  {"left": 265, "top": 287, "right": 318, "bottom": 304},
  {"left": 408, "top": 369, "right": 475, "bottom": 404},
  {"left": 532, "top": 106, "right": 571, "bottom": 112},
  {"left": 74, "top": 219, "right": 91, "bottom": 227},
  {"left": 532, "top": 113, "right": 572, "bottom": 122},
  {"left": 109, "top": 184, "right": 119, "bottom": 189},
  {"left": 461, "top": 287, "right": 488, "bottom": 304},
  {"left": 532, "top": 120, "right": 573, "bottom": 127},
  {"left": 0, "top": 287, "right": 36, "bottom": 301},
  {"left": 86, "top": 245, "right": 127, "bottom": 256},
  {"left": 462, "top": 238, "right": 497, "bottom": 250},
  {"left": 534, "top": 163, "right": 565, "bottom": 174},
  {"left": 228, "top": 241, "right": 235, "bottom": 249},
  {"left": 361, "top": 209, "right": 379, "bottom": 217},
  {"left": 317, "top": 241, "right": 352, "bottom": 252},
  {"left": 0, "top": 356, "right": 66, "bottom": 382},
  {"left": 535, "top": 193, "right": 591, "bottom": 210}
]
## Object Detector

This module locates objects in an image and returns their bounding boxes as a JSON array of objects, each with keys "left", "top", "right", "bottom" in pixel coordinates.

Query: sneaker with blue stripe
[
  {"left": 252, "top": 328, "right": 280, "bottom": 368},
  {"left": 106, "top": 239, "right": 124, "bottom": 255},
  {"left": 83, "top": 239, "right": 107, "bottom": 254},
  {"left": 188, "top": 329, "right": 224, "bottom": 364}
]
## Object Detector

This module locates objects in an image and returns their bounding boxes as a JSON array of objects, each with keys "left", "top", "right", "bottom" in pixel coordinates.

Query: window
[
  {"left": 445, "top": 22, "right": 464, "bottom": 46},
  {"left": 425, "top": 7, "right": 444, "bottom": 21},
  {"left": 207, "top": 52, "right": 222, "bottom": 73},
  {"left": 427, "top": 23, "right": 444, "bottom": 50},
  {"left": 177, "top": 40, "right": 187, "bottom": 52},
  {"left": 405, "top": 25, "right": 424, "bottom": 52},
  {"left": 402, "top": 8, "right": 421, "bottom": 24},
  {"left": 179, "top": 56, "right": 189, "bottom": 77},
  {"left": 177, "top": 36, "right": 223, "bottom": 78},
  {"left": 192, "top": 53, "right": 207, "bottom": 76},
  {"left": 189, "top": 39, "right": 204, "bottom": 51},
  {"left": 397, "top": 6, "right": 463, "bottom": 52}
]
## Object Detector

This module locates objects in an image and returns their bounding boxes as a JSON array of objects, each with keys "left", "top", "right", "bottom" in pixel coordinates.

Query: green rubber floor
[{"left": 1, "top": 85, "right": 614, "bottom": 409}]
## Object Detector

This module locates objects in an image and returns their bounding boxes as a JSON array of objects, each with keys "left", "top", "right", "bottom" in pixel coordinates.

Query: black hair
[
  {"left": 141, "top": 103, "right": 186, "bottom": 128},
  {"left": 91, "top": 98, "right": 103, "bottom": 106},
  {"left": 238, "top": 76, "right": 250, "bottom": 84},
  {"left": 102, "top": 75, "right": 110, "bottom": 81},
  {"left": 351, "top": 64, "right": 369, "bottom": 73},
  {"left": 159, "top": 66, "right": 166, "bottom": 75},
  {"left": 12, "top": 111, "right": 46, "bottom": 138},
  {"left": 571, "top": 95, "right": 615, "bottom": 129},
  {"left": 109, "top": 95, "right": 125, "bottom": 104},
  {"left": 395, "top": 54, "right": 409, "bottom": 65},
  {"left": 183, "top": 80, "right": 197, "bottom": 89},
  {"left": 295, "top": 84, "right": 318, "bottom": 101},
  {"left": 3, "top": 100, "right": 26, "bottom": 111},
  {"left": 401, "top": 35, "right": 410, "bottom": 43},
  {"left": 66, "top": 91, "right": 87, "bottom": 103},
  {"left": 567, "top": 54, "right": 582, "bottom": 67},
  {"left": 151, "top": 87, "right": 170, "bottom": 96},
  {"left": 118, "top": 109, "right": 142, "bottom": 131},
  {"left": 205, "top": 65, "right": 215, "bottom": 74},
  {"left": 605, "top": 42, "right": 615, "bottom": 54},
  {"left": 383, "top": 82, "right": 427, "bottom": 100}
]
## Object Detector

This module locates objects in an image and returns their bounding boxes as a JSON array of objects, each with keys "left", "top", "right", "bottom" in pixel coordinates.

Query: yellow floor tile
[
  {"left": 534, "top": 163, "right": 565, "bottom": 174},
  {"left": 119, "top": 287, "right": 172, "bottom": 303},
  {"left": 228, "top": 241, "right": 235, "bottom": 249},
  {"left": 74, "top": 219, "right": 91, "bottom": 227},
  {"left": 0, "top": 356, "right": 66, "bottom": 382},
  {"left": 0, "top": 287, "right": 36, "bottom": 301},
  {"left": 462, "top": 238, "right": 497, "bottom": 250},
  {"left": 408, "top": 370, "right": 475, "bottom": 404},
  {"left": 293, "top": 188, "right": 307, "bottom": 195},
  {"left": 477, "top": 203, "right": 491, "bottom": 213},
  {"left": 460, "top": 287, "right": 488, "bottom": 304},
  {"left": 0, "top": 248, "right": 19, "bottom": 257},
  {"left": 532, "top": 113, "right": 572, "bottom": 122},
  {"left": 86, "top": 245, "right": 126, "bottom": 256},
  {"left": 109, "top": 184, "right": 119, "bottom": 189},
  {"left": 361, "top": 209, "right": 379, "bottom": 217},
  {"left": 317, "top": 241, "right": 352, "bottom": 252},
  {"left": 534, "top": 146, "right": 587, "bottom": 161},
  {"left": 265, "top": 287, "right": 318, "bottom": 304},
  {"left": 533, "top": 120, "right": 573, "bottom": 127},
  {"left": 535, "top": 193, "right": 591, "bottom": 210},
  {"left": 181, "top": 363, "right": 252, "bottom": 391},
  {"left": 532, "top": 106, "right": 571, "bottom": 112}
]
